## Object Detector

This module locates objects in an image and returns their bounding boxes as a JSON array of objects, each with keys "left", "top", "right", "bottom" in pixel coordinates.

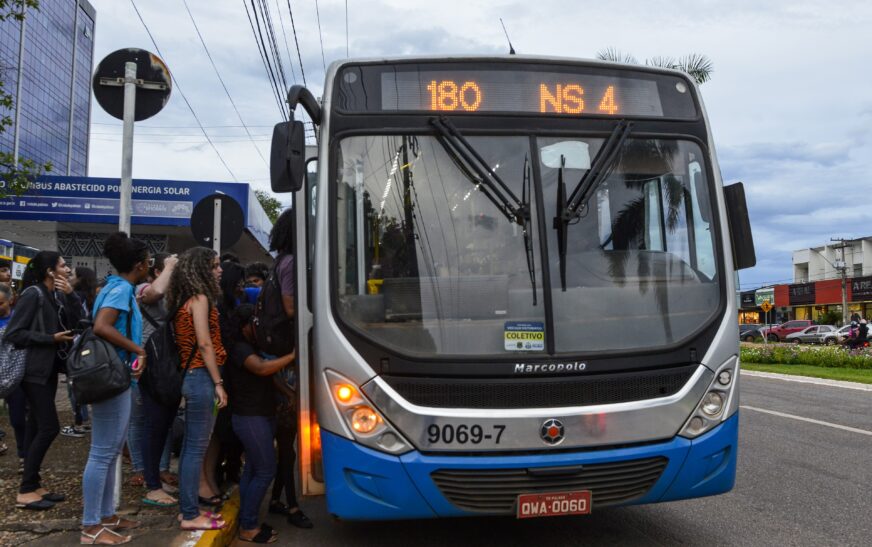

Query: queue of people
[{"left": 0, "top": 209, "right": 307, "bottom": 545}]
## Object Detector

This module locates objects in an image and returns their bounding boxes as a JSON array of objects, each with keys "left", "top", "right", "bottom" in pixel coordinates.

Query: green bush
[{"left": 740, "top": 345, "right": 872, "bottom": 369}]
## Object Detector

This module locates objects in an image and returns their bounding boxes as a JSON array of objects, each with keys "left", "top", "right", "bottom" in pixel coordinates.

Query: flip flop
[
  {"left": 180, "top": 518, "right": 225, "bottom": 531},
  {"left": 198, "top": 495, "right": 222, "bottom": 506},
  {"left": 177, "top": 511, "right": 222, "bottom": 522},
  {"left": 81, "top": 526, "right": 131, "bottom": 545},
  {"left": 102, "top": 517, "right": 142, "bottom": 530},
  {"left": 239, "top": 526, "right": 277, "bottom": 544},
  {"left": 41, "top": 492, "right": 66, "bottom": 503},
  {"left": 16, "top": 499, "right": 55, "bottom": 511},
  {"left": 142, "top": 494, "right": 177, "bottom": 507}
]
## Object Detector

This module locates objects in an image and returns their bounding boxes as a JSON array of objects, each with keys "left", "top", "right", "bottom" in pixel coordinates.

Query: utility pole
[{"left": 831, "top": 238, "right": 851, "bottom": 325}]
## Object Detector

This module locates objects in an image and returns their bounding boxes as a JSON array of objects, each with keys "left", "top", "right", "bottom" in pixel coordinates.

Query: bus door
[{"left": 295, "top": 158, "right": 324, "bottom": 496}]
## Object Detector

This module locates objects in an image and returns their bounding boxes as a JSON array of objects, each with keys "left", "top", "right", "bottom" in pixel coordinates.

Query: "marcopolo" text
[{"left": 514, "top": 362, "right": 587, "bottom": 374}]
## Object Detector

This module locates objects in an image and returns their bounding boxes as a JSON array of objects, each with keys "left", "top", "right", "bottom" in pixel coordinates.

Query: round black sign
[
  {"left": 190, "top": 194, "right": 245, "bottom": 250},
  {"left": 92, "top": 48, "right": 172, "bottom": 121}
]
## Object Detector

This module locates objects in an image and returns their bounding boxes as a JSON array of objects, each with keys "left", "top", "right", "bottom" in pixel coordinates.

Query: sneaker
[{"left": 60, "top": 426, "right": 85, "bottom": 438}]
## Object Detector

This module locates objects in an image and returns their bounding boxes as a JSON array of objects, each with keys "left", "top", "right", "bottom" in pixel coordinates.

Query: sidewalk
[{"left": 0, "top": 379, "right": 241, "bottom": 546}]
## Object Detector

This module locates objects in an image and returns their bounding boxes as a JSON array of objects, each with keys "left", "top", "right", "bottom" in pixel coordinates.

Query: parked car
[
  {"left": 785, "top": 325, "right": 836, "bottom": 344},
  {"left": 739, "top": 323, "right": 762, "bottom": 336},
  {"left": 761, "top": 320, "right": 816, "bottom": 342},
  {"left": 821, "top": 325, "right": 852, "bottom": 345}
]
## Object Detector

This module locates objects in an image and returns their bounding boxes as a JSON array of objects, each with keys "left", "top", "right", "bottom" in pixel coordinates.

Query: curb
[{"left": 171, "top": 490, "right": 240, "bottom": 547}]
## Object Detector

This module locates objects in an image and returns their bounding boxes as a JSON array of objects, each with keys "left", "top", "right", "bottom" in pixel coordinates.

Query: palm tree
[{"left": 596, "top": 48, "right": 714, "bottom": 84}]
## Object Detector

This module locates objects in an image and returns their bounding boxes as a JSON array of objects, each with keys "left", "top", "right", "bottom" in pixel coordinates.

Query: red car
[{"left": 762, "top": 320, "right": 816, "bottom": 342}]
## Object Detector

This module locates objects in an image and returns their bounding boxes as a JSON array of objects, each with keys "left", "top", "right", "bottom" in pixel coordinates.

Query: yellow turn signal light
[
  {"left": 336, "top": 384, "right": 355, "bottom": 403},
  {"left": 351, "top": 406, "right": 380, "bottom": 434}
]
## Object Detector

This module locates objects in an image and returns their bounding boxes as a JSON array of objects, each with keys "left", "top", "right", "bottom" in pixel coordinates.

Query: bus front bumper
[{"left": 321, "top": 412, "right": 738, "bottom": 520}]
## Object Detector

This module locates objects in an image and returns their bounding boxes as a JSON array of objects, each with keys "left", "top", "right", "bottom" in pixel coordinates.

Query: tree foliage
[
  {"left": 1, "top": 0, "right": 53, "bottom": 197},
  {"left": 254, "top": 189, "right": 283, "bottom": 223},
  {"left": 596, "top": 48, "right": 713, "bottom": 84}
]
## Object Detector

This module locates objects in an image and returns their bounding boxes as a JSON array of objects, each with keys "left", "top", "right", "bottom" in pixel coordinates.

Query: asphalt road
[{"left": 244, "top": 373, "right": 872, "bottom": 546}]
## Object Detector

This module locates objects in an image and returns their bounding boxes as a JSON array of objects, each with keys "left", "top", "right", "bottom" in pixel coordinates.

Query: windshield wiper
[
  {"left": 553, "top": 120, "right": 632, "bottom": 291},
  {"left": 430, "top": 116, "right": 525, "bottom": 225},
  {"left": 430, "top": 116, "right": 536, "bottom": 304},
  {"left": 522, "top": 155, "right": 536, "bottom": 305}
]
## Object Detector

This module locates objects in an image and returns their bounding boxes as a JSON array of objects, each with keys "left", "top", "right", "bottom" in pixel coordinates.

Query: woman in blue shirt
[{"left": 81, "top": 232, "right": 150, "bottom": 545}]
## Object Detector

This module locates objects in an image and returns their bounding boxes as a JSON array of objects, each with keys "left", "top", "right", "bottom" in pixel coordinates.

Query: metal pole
[
  {"left": 213, "top": 198, "right": 222, "bottom": 253},
  {"left": 12, "top": 6, "right": 26, "bottom": 166},
  {"left": 119, "top": 61, "right": 137, "bottom": 234},
  {"left": 842, "top": 270, "right": 848, "bottom": 325}
]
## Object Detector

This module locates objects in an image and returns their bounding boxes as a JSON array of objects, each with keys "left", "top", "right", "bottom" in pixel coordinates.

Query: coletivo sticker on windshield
[{"left": 504, "top": 321, "right": 545, "bottom": 351}]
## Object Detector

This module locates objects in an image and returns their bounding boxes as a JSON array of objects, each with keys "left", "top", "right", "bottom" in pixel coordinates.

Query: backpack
[
  {"left": 253, "top": 256, "right": 295, "bottom": 356},
  {"left": 139, "top": 306, "right": 194, "bottom": 408},
  {"left": 66, "top": 320, "right": 132, "bottom": 405},
  {"left": 0, "top": 287, "right": 45, "bottom": 398}
]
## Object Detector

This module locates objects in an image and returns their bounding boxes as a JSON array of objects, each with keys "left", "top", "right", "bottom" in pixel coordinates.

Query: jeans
[
  {"left": 142, "top": 388, "right": 176, "bottom": 491},
  {"left": 272, "top": 402, "right": 298, "bottom": 507},
  {"left": 5, "top": 386, "right": 28, "bottom": 458},
  {"left": 179, "top": 367, "right": 217, "bottom": 520},
  {"left": 127, "top": 383, "right": 146, "bottom": 472},
  {"left": 232, "top": 414, "right": 276, "bottom": 530},
  {"left": 20, "top": 375, "right": 60, "bottom": 493},
  {"left": 82, "top": 387, "right": 132, "bottom": 526}
]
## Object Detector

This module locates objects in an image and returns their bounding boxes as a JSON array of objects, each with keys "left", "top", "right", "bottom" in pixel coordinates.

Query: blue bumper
[{"left": 322, "top": 413, "right": 738, "bottom": 520}]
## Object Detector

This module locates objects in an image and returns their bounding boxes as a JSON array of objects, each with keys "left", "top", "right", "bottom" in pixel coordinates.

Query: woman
[
  {"left": 266, "top": 209, "right": 312, "bottom": 529},
  {"left": 4, "top": 251, "right": 82, "bottom": 511},
  {"left": 166, "top": 247, "right": 228, "bottom": 531},
  {"left": 139, "top": 253, "right": 183, "bottom": 507},
  {"left": 80, "top": 232, "right": 151, "bottom": 545},
  {"left": 226, "top": 304, "right": 294, "bottom": 543},
  {"left": 72, "top": 267, "right": 99, "bottom": 320},
  {"left": 61, "top": 266, "right": 99, "bottom": 438}
]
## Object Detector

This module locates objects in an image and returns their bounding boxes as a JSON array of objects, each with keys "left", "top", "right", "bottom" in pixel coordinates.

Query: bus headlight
[
  {"left": 325, "top": 369, "right": 412, "bottom": 455},
  {"left": 679, "top": 356, "right": 739, "bottom": 439}
]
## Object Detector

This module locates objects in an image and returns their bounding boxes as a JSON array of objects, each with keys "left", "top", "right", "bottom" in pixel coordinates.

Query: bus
[{"left": 269, "top": 55, "right": 756, "bottom": 520}]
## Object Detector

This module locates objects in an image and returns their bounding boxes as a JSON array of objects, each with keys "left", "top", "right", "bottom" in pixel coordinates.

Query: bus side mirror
[
  {"left": 723, "top": 182, "right": 756, "bottom": 270},
  {"left": 270, "top": 120, "right": 306, "bottom": 193}
]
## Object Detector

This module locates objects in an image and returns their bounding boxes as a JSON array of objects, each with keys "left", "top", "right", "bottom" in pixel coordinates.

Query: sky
[{"left": 87, "top": 0, "right": 872, "bottom": 290}]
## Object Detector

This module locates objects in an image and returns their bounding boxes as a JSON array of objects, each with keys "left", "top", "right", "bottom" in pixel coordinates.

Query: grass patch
[
  {"left": 742, "top": 363, "right": 872, "bottom": 384},
  {"left": 740, "top": 344, "right": 872, "bottom": 369}
]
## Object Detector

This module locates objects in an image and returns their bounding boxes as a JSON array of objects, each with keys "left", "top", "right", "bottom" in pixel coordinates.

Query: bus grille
[
  {"left": 431, "top": 457, "right": 668, "bottom": 514},
  {"left": 382, "top": 365, "right": 695, "bottom": 409}
]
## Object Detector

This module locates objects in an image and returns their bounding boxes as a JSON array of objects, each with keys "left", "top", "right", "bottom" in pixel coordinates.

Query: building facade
[
  {"left": 740, "top": 237, "right": 872, "bottom": 325},
  {"left": 0, "top": 0, "right": 96, "bottom": 176}
]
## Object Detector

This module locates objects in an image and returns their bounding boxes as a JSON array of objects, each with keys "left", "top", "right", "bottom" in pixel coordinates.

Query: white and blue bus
[{"left": 270, "top": 55, "right": 756, "bottom": 520}]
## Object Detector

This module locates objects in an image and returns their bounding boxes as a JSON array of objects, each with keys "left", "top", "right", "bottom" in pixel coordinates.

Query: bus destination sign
[{"left": 380, "top": 70, "right": 665, "bottom": 117}]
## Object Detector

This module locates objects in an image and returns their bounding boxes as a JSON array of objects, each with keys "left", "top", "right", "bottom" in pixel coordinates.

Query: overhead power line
[
  {"left": 284, "top": 0, "right": 307, "bottom": 87},
  {"left": 181, "top": 0, "right": 268, "bottom": 167},
  {"left": 128, "top": 0, "right": 239, "bottom": 181},
  {"left": 314, "top": 0, "right": 327, "bottom": 71},
  {"left": 273, "top": 0, "right": 298, "bottom": 85},
  {"left": 245, "top": 0, "right": 288, "bottom": 119}
]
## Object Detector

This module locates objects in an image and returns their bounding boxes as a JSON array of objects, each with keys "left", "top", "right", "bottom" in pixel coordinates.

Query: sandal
[
  {"left": 102, "top": 516, "right": 141, "bottom": 530},
  {"left": 80, "top": 526, "right": 131, "bottom": 545},
  {"left": 180, "top": 517, "right": 225, "bottom": 531},
  {"left": 160, "top": 471, "right": 178, "bottom": 487},
  {"left": 128, "top": 473, "right": 144, "bottom": 487},
  {"left": 198, "top": 495, "right": 222, "bottom": 506},
  {"left": 239, "top": 526, "right": 277, "bottom": 544},
  {"left": 177, "top": 511, "right": 222, "bottom": 522},
  {"left": 141, "top": 491, "right": 177, "bottom": 507},
  {"left": 16, "top": 499, "right": 55, "bottom": 511}
]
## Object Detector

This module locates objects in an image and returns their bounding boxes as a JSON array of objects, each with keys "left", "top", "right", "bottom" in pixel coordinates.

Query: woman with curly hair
[{"left": 166, "top": 247, "right": 228, "bottom": 531}]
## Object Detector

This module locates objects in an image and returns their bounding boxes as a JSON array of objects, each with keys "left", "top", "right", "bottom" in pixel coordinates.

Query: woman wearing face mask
[{"left": 3, "top": 251, "right": 83, "bottom": 511}]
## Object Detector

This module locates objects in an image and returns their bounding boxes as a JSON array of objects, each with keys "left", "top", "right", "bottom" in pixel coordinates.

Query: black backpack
[
  {"left": 66, "top": 298, "right": 133, "bottom": 405},
  {"left": 139, "top": 306, "right": 194, "bottom": 408},
  {"left": 253, "top": 256, "right": 295, "bottom": 356}
]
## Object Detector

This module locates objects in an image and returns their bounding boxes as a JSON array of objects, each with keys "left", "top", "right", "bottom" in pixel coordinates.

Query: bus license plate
[{"left": 516, "top": 491, "right": 592, "bottom": 519}]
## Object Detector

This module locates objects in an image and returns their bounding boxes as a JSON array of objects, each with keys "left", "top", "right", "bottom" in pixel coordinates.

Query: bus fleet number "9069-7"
[{"left": 427, "top": 424, "right": 506, "bottom": 445}]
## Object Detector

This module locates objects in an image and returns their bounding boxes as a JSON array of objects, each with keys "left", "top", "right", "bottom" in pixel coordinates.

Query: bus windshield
[{"left": 334, "top": 134, "right": 720, "bottom": 357}]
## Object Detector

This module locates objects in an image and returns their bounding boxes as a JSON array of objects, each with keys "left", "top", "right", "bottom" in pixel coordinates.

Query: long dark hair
[
  {"left": 21, "top": 251, "right": 62, "bottom": 289},
  {"left": 73, "top": 267, "right": 98, "bottom": 309},
  {"left": 167, "top": 247, "right": 220, "bottom": 311},
  {"left": 219, "top": 261, "right": 245, "bottom": 312},
  {"left": 269, "top": 208, "right": 294, "bottom": 254}
]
